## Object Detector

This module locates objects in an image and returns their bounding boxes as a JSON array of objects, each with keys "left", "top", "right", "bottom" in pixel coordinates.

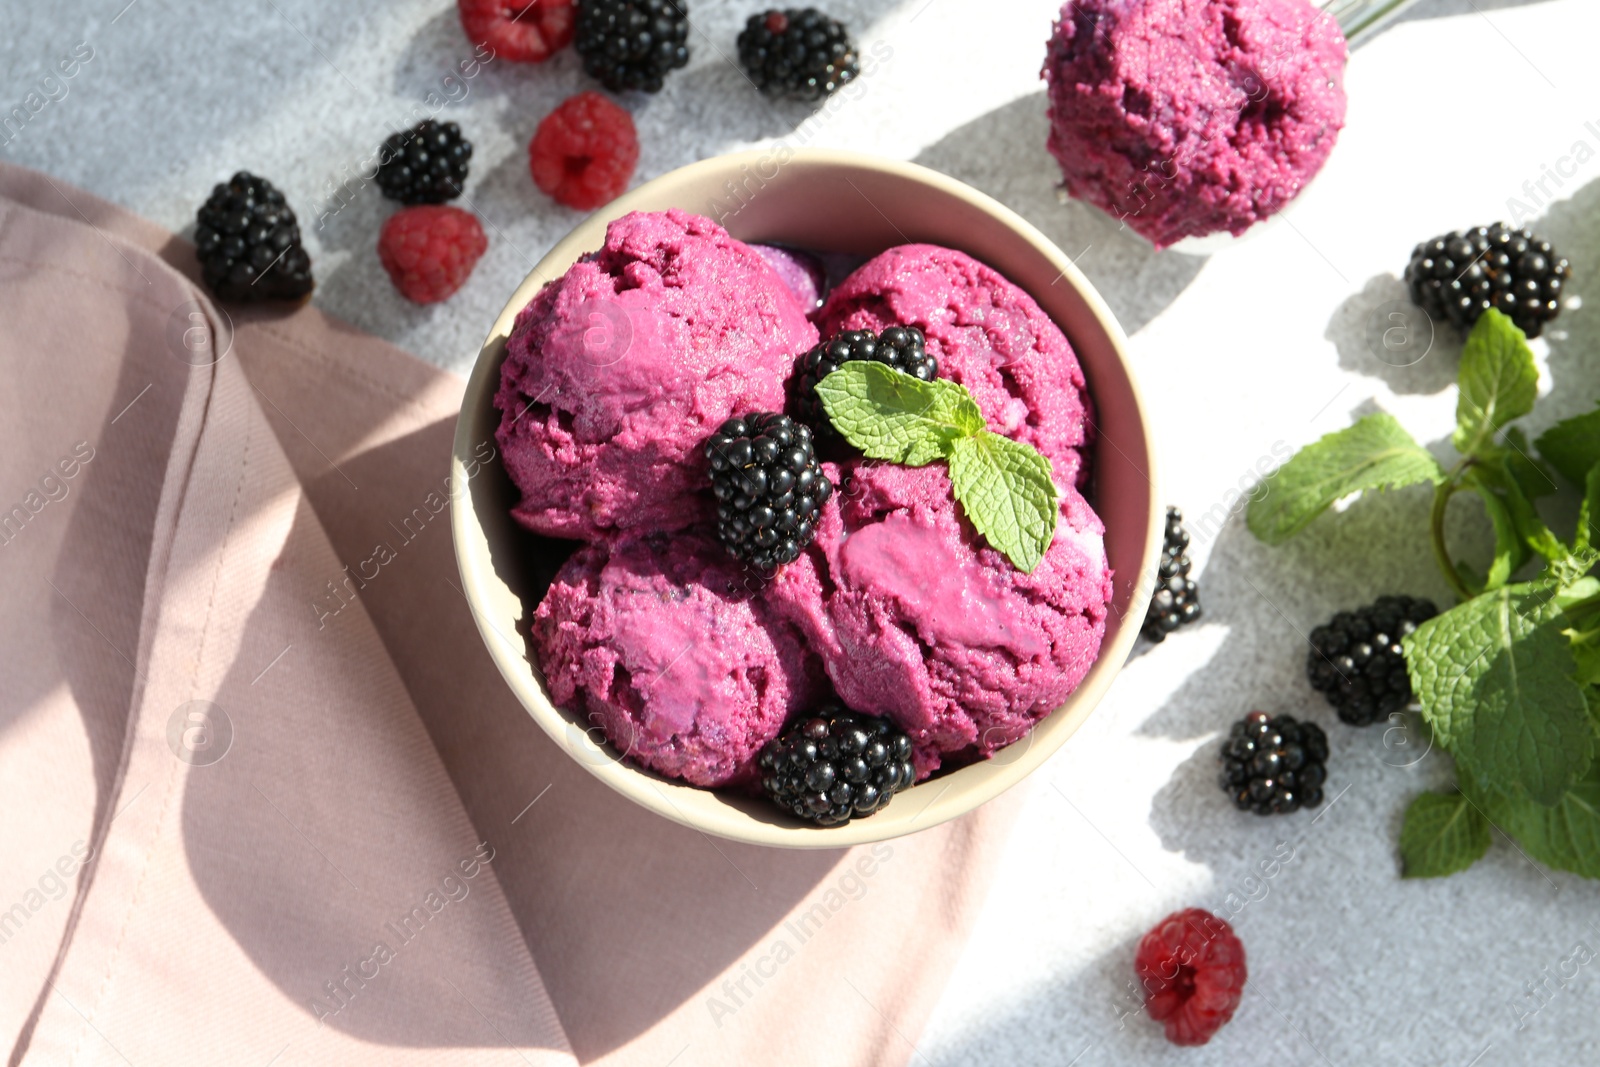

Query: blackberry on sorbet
[
  {"left": 1306, "top": 595, "right": 1438, "bottom": 726},
  {"left": 1219, "top": 712, "right": 1328, "bottom": 816},
  {"left": 1142, "top": 507, "right": 1202, "bottom": 642},
  {"left": 738, "top": 8, "right": 860, "bottom": 102},
  {"left": 376, "top": 120, "right": 473, "bottom": 204},
  {"left": 792, "top": 326, "right": 936, "bottom": 436},
  {"left": 194, "top": 172, "right": 314, "bottom": 303},
  {"left": 1404, "top": 223, "right": 1569, "bottom": 338},
  {"left": 705, "top": 412, "right": 832, "bottom": 570},
  {"left": 758, "top": 708, "right": 915, "bottom": 825},
  {"left": 574, "top": 0, "right": 690, "bottom": 93}
]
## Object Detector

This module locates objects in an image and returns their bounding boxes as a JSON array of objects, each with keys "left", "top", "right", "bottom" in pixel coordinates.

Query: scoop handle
[{"left": 1320, "top": 0, "right": 1423, "bottom": 46}]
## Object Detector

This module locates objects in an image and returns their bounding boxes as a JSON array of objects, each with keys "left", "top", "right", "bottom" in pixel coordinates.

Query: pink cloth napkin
[{"left": 0, "top": 162, "right": 1020, "bottom": 1067}]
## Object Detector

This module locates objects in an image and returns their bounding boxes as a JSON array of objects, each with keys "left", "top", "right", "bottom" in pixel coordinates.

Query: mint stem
[{"left": 1431, "top": 461, "right": 1476, "bottom": 603}]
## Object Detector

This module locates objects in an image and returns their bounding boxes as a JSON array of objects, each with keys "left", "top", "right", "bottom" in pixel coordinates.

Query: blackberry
[
  {"left": 1142, "top": 507, "right": 1202, "bottom": 642},
  {"left": 1219, "top": 712, "right": 1328, "bottom": 816},
  {"left": 1404, "top": 223, "right": 1569, "bottom": 339},
  {"left": 375, "top": 120, "right": 473, "bottom": 205},
  {"left": 1306, "top": 595, "right": 1438, "bottom": 726},
  {"left": 792, "top": 327, "right": 936, "bottom": 435},
  {"left": 738, "top": 8, "right": 860, "bottom": 102},
  {"left": 574, "top": 0, "right": 690, "bottom": 94},
  {"left": 758, "top": 708, "right": 916, "bottom": 825},
  {"left": 705, "top": 412, "right": 833, "bottom": 570},
  {"left": 194, "top": 172, "right": 314, "bottom": 303}
]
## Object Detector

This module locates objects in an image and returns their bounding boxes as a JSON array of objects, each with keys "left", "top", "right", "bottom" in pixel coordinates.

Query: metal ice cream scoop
[{"left": 1321, "top": 0, "right": 1424, "bottom": 46}]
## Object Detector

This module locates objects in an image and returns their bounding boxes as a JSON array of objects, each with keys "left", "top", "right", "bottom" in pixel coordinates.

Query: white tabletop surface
[{"left": 5, "top": 0, "right": 1598, "bottom": 1064}]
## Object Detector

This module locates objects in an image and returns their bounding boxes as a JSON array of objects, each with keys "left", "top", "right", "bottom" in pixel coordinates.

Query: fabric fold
[
  {"left": 0, "top": 162, "right": 1018, "bottom": 1067},
  {"left": 0, "top": 176, "right": 573, "bottom": 1067}
]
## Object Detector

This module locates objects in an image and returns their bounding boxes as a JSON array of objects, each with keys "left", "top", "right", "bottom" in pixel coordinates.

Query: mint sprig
[
  {"left": 1398, "top": 790, "right": 1491, "bottom": 878},
  {"left": 1245, "top": 414, "right": 1445, "bottom": 545},
  {"left": 1406, "top": 580, "right": 1593, "bottom": 805},
  {"left": 948, "top": 432, "right": 1059, "bottom": 574},
  {"left": 1248, "top": 308, "right": 1600, "bottom": 881},
  {"left": 1453, "top": 306, "right": 1539, "bottom": 457},
  {"left": 1466, "top": 763, "right": 1600, "bottom": 880},
  {"left": 814, "top": 360, "right": 984, "bottom": 465},
  {"left": 814, "top": 362, "right": 1058, "bottom": 572},
  {"left": 1535, "top": 403, "right": 1600, "bottom": 486}
]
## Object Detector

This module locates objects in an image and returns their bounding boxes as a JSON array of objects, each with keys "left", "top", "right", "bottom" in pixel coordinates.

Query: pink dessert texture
[
  {"left": 768, "top": 462, "right": 1113, "bottom": 777},
  {"left": 1043, "top": 0, "right": 1348, "bottom": 248},
  {"left": 495, "top": 209, "right": 818, "bottom": 540},
  {"left": 754, "top": 243, "right": 827, "bottom": 309},
  {"left": 819, "top": 243, "right": 1094, "bottom": 486},
  {"left": 533, "top": 532, "right": 824, "bottom": 787},
  {"left": 514, "top": 224, "right": 1114, "bottom": 791}
]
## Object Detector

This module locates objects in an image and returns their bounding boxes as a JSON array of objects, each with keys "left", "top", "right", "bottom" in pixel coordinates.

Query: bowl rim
[{"left": 451, "top": 148, "right": 1160, "bottom": 848}]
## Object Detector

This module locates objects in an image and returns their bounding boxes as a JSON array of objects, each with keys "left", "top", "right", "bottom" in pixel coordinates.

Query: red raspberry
[
  {"left": 377, "top": 205, "right": 488, "bottom": 304},
  {"left": 1133, "top": 909, "right": 1247, "bottom": 1046},
  {"left": 529, "top": 91, "right": 639, "bottom": 211},
  {"left": 458, "top": 0, "right": 574, "bottom": 63}
]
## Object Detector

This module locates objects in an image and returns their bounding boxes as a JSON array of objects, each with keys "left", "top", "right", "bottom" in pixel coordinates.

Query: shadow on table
[
  {"left": 1325, "top": 273, "right": 1462, "bottom": 396},
  {"left": 1529, "top": 177, "right": 1600, "bottom": 434},
  {"left": 1399, "top": 0, "right": 1559, "bottom": 23},
  {"left": 1328, "top": 170, "right": 1600, "bottom": 406},
  {"left": 391, "top": 0, "right": 916, "bottom": 169},
  {"left": 925, "top": 439, "right": 1560, "bottom": 1065},
  {"left": 912, "top": 90, "right": 1207, "bottom": 338},
  {"left": 186, "top": 409, "right": 841, "bottom": 1055}
]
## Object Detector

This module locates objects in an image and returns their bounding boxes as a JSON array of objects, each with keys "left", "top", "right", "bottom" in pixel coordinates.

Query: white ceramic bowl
[{"left": 452, "top": 149, "right": 1160, "bottom": 848}]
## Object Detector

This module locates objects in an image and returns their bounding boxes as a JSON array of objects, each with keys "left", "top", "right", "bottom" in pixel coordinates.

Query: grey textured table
[{"left": 5, "top": 0, "right": 1598, "bottom": 1064}]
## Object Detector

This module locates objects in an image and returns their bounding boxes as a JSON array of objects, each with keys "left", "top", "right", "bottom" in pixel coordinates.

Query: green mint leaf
[
  {"left": 816, "top": 362, "right": 985, "bottom": 466},
  {"left": 1464, "top": 470, "right": 1527, "bottom": 592},
  {"left": 1554, "top": 576, "right": 1600, "bottom": 611},
  {"left": 1399, "top": 790, "right": 1491, "bottom": 878},
  {"left": 1580, "top": 461, "right": 1600, "bottom": 556},
  {"left": 1578, "top": 648, "right": 1600, "bottom": 688},
  {"left": 1552, "top": 552, "right": 1600, "bottom": 587},
  {"left": 947, "top": 431, "right": 1058, "bottom": 573},
  {"left": 1569, "top": 577, "right": 1600, "bottom": 687},
  {"left": 1535, "top": 403, "right": 1600, "bottom": 487},
  {"left": 1470, "top": 762, "right": 1600, "bottom": 879},
  {"left": 1246, "top": 413, "right": 1445, "bottom": 545},
  {"left": 1471, "top": 462, "right": 1568, "bottom": 566},
  {"left": 1453, "top": 308, "right": 1538, "bottom": 458},
  {"left": 1406, "top": 581, "right": 1594, "bottom": 804},
  {"left": 1505, "top": 427, "right": 1558, "bottom": 500}
]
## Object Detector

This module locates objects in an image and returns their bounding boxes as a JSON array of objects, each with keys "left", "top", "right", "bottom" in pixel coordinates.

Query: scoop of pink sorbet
[
  {"left": 533, "top": 532, "right": 824, "bottom": 787},
  {"left": 818, "top": 244, "right": 1094, "bottom": 486},
  {"left": 754, "top": 244, "right": 827, "bottom": 310},
  {"left": 495, "top": 209, "right": 818, "bottom": 540},
  {"left": 1043, "top": 0, "right": 1348, "bottom": 248},
  {"left": 767, "top": 461, "right": 1113, "bottom": 778}
]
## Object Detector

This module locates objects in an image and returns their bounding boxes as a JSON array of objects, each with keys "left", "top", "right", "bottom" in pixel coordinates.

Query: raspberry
[
  {"left": 1134, "top": 909, "right": 1247, "bottom": 1046},
  {"left": 377, "top": 205, "right": 488, "bottom": 304},
  {"left": 529, "top": 91, "right": 640, "bottom": 210},
  {"left": 458, "top": 0, "right": 575, "bottom": 63}
]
